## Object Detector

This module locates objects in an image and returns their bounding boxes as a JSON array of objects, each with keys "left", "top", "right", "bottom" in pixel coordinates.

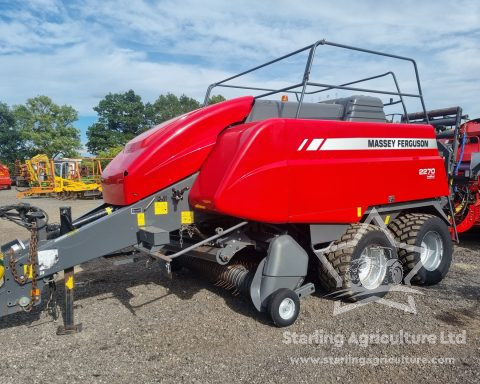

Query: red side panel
[
  {"left": 0, "top": 165, "right": 10, "bottom": 190},
  {"left": 189, "top": 119, "right": 449, "bottom": 223},
  {"left": 102, "top": 97, "right": 254, "bottom": 205},
  {"left": 456, "top": 120, "right": 480, "bottom": 231},
  {"left": 458, "top": 120, "right": 480, "bottom": 162}
]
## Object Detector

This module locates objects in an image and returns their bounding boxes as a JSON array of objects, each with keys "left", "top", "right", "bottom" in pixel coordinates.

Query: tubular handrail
[{"left": 203, "top": 39, "right": 428, "bottom": 123}]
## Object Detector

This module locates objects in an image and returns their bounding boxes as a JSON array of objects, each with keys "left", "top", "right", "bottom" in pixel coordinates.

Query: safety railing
[{"left": 203, "top": 39, "right": 428, "bottom": 123}]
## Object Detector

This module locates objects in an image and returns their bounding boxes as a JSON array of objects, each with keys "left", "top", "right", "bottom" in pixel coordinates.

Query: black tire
[
  {"left": 317, "top": 224, "right": 398, "bottom": 302},
  {"left": 388, "top": 213, "right": 453, "bottom": 286},
  {"left": 268, "top": 288, "right": 300, "bottom": 327}
]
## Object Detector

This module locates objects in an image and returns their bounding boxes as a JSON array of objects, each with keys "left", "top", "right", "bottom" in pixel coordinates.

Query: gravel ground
[{"left": 0, "top": 189, "right": 478, "bottom": 384}]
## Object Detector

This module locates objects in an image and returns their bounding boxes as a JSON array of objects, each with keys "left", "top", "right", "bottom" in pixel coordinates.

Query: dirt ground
[{"left": 0, "top": 189, "right": 478, "bottom": 384}]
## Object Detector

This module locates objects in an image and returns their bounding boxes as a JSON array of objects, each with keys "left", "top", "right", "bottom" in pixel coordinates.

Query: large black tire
[
  {"left": 317, "top": 224, "right": 399, "bottom": 302},
  {"left": 388, "top": 213, "right": 453, "bottom": 286}
]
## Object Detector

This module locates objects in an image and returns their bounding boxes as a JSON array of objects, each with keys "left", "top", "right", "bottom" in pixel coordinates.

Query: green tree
[
  {"left": 87, "top": 90, "right": 149, "bottom": 154},
  {"left": 97, "top": 145, "right": 124, "bottom": 168},
  {"left": 146, "top": 93, "right": 226, "bottom": 126},
  {"left": 97, "top": 145, "right": 124, "bottom": 159},
  {"left": 14, "top": 96, "right": 81, "bottom": 158},
  {"left": 0, "top": 102, "right": 25, "bottom": 170},
  {"left": 207, "top": 94, "right": 226, "bottom": 105},
  {"left": 146, "top": 93, "right": 201, "bottom": 126},
  {"left": 86, "top": 91, "right": 227, "bottom": 154}
]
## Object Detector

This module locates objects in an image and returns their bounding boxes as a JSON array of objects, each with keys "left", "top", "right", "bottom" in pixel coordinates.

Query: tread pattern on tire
[
  {"left": 317, "top": 223, "right": 377, "bottom": 297},
  {"left": 388, "top": 213, "right": 435, "bottom": 283}
]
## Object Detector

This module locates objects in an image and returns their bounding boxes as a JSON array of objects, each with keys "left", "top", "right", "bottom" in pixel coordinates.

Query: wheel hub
[
  {"left": 358, "top": 245, "right": 388, "bottom": 290},
  {"left": 420, "top": 231, "right": 443, "bottom": 271},
  {"left": 278, "top": 298, "right": 296, "bottom": 320}
]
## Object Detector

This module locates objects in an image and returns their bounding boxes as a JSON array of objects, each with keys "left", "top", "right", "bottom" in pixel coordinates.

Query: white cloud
[
  {"left": 0, "top": 42, "right": 233, "bottom": 113},
  {"left": 0, "top": 0, "right": 478, "bottom": 118}
]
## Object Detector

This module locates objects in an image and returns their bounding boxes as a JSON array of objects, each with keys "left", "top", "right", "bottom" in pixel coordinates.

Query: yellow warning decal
[
  {"left": 181, "top": 211, "right": 194, "bottom": 224},
  {"left": 65, "top": 276, "right": 74, "bottom": 290},
  {"left": 24, "top": 264, "right": 33, "bottom": 279},
  {"left": 0, "top": 252, "right": 4, "bottom": 281},
  {"left": 154, "top": 201, "right": 168, "bottom": 215},
  {"left": 105, "top": 207, "right": 113, "bottom": 215},
  {"left": 65, "top": 229, "right": 78, "bottom": 238},
  {"left": 137, "top": 212, "right": 145, "bottom": 227},
  {"left": 384, "top": 215, "right": 391, "bottom": 225}
]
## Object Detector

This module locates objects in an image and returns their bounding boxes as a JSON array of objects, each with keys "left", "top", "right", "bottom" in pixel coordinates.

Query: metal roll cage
[{"left": 203, "top": 39, "right": 429, "bottom": 124}]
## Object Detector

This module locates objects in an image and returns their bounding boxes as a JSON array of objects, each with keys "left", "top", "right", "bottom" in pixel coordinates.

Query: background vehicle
[
  {"left": 442, "top": 117, "right": 480, "bottom": 233},
  {"left": 14, "top": 154, "right": 105, "bottom": 199},
  {"left": 0, "top": 164, "right": 11, "bottom": 190}
]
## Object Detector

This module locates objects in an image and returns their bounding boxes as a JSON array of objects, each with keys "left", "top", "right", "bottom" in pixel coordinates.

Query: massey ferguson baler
[{"left": 0, "top": 40, "right": 455, "bottom": 331}]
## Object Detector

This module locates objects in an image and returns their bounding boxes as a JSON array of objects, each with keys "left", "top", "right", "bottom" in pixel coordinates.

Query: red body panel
[
  {"left": 0, "top": 164, "right": 10, "bottom": 190},
  {"left": 457, "top": 120, "right": 480, "bottom": 162},
  {"left": 452, "top": 120, "right": 480, "bottom": 232},
  {"left": 189, "top": 119, "right": 449, "bottom": 223},
  {"left": 102, "top": 97, "right": 254, "bottom": 205}
]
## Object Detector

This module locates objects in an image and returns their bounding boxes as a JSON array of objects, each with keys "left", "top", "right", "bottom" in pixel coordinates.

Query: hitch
[{"left": 172, "top": 187, "right": 189, "bottom": 202}]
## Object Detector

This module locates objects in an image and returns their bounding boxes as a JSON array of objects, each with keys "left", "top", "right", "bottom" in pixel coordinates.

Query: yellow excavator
[{"left": 15, "top": 154, "right": 109, "bottom": 199}]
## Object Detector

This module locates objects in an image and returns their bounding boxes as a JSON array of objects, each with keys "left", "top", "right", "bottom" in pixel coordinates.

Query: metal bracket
[
  {"left": 163, "top": 221, "right": 248, "bottom": 261},
  {"left": 295, "top": 283, "right": 315, "bottom": 299},
  {"left": 216, "top": 230, "right": 254, "bottom": 264}
]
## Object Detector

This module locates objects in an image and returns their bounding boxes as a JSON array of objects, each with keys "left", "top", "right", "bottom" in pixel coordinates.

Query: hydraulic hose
[{"left": 455, "top": 132, "right": 467, "bottom": 176}]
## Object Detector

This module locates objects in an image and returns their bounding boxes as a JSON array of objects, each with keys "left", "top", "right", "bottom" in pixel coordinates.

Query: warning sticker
[
  {"left": 155, "top": 201, "right": 168, "bottom": 215},
  {"left": 181, "top": 211, "right": 194, "bottom": 224},
  {"left": 137, "top": 212, "right": 146, "bottom": 227},
  {"left": 38, "top": 249, "right": 59, "bottom": 275}
]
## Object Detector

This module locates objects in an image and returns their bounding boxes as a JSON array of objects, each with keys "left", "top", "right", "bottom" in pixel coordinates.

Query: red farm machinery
[
  {"left": 443, "top": 118, "right": 480, "bottom": 233},
  {"left": 0, "top": 40, "right": 462, "bottom": 332},
  {"left": 0, "top": 164, "right": 11, "bottom": 190}
]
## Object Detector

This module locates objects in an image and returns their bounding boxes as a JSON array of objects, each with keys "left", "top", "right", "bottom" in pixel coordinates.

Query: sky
[{"left": 0, "top": 0, "right": 479, "bottom": 149}]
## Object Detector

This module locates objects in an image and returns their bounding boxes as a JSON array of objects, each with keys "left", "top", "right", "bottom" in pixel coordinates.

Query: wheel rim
[
  {"left": 278, "top": 298, "right": 296, "bottom": 320},
  {"left": 357, "top": 245, "right": 388, "bottom": 290},
  {"left": 420, "top": 231, "right": 443, "bottom": 271}
]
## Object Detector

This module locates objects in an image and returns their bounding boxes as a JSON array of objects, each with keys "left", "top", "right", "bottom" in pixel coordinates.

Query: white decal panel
[
  {"left": 38, "top": 249, "right": 59, "bottom": 276},
  {"left": 297, "top": 138, "right": 438, "bottom": 151}
]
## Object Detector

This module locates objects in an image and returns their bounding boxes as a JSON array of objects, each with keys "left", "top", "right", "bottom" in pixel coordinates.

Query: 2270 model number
[{"left": 419, "top": 168, "right": 436, "bottom": 179}]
